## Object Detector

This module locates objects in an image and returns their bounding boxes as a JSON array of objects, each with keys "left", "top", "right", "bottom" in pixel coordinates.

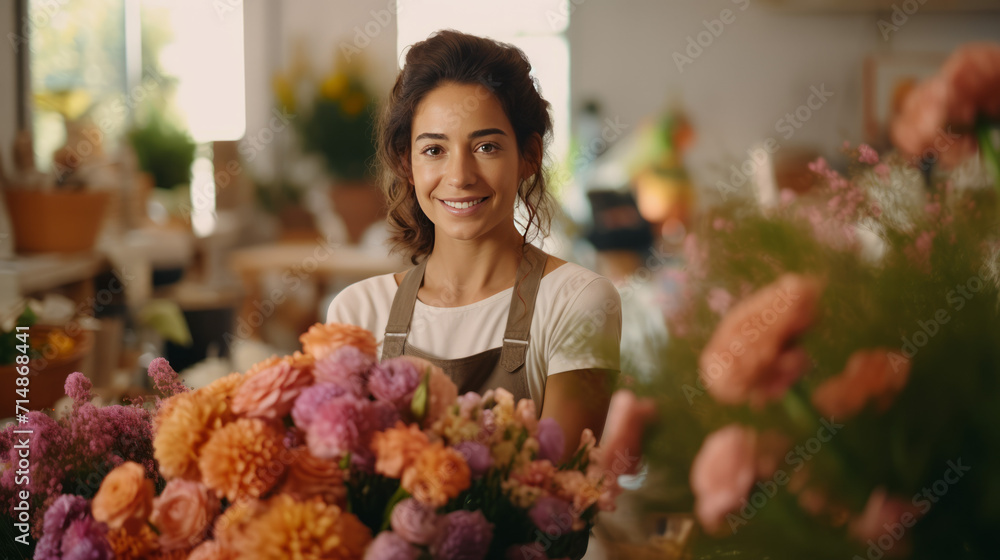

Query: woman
[{"left": 326, "top": 30, "right": 621, "bottom": 454}]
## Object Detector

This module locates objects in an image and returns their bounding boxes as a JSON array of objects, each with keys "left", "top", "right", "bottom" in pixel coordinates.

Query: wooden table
[{"left": 229, "top": 242, "right": 406, "bottom": 339}]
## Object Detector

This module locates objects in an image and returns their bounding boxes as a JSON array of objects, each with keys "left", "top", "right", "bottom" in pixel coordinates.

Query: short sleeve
[{"left": 546, "top": 276, "right": 622, "bottom": 375}]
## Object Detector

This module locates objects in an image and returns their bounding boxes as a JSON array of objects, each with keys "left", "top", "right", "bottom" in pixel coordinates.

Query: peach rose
[
  {"left": 150, "top": 479, "right": 220, "bottom": 551},
  {"left": 92, "top": 461, "right": 155, "bottom": 532},
  {"left": 812, "top": 348, "right": 911, "bottom": 419},
  {"left": 598, "top": 390, "right": 657, "bottom": 476},
  {"left": 699, "top": 274, "right": 823, "bottom": 408},
  {"left": 401, "top": 442, "right": 471, "bottom": 507},
  {"left": 232, "top": 352, "right": 314, "bottom": 420},
  {"left": 281, "top": 447, "right": 347, "bottom": 506},
  {"left": 372, "top": 421, "right": 431, "bottom": 478},
  {"left": 300, "top": 322, "right": 378, "bottom": 360}
]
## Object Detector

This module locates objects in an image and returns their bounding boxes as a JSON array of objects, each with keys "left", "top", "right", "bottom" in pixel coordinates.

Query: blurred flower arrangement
[
  {"left": 273, "top": 48, "right": 378, "bottom": 182},
  {"left": 1, "top": 322, "right": 621, "bottom": 559},
  {"left": 891, "top": 42, "right": 1000, "bottom": 193},
  {"left": 640, "top": 135, "right": 1000, "bottom": 559}
]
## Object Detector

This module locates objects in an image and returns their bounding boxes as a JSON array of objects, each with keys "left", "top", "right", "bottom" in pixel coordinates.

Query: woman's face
[{"left": 409, "top": 82, "right": 527, "bottom": 244}]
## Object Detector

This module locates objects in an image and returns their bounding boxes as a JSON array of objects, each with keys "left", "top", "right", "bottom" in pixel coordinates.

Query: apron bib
[{"left": 380, "top": 243, "right": 548, "bottom": 411}]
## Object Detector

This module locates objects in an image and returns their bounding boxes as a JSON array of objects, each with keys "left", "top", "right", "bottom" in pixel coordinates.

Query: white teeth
[{"left": 443, "top": 197, "right": 486, "bottom": 209}]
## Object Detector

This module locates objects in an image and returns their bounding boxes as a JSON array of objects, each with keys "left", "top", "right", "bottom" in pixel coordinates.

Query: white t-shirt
[{"left": 325, "top": 261, "right": 622, "bottom": 412}]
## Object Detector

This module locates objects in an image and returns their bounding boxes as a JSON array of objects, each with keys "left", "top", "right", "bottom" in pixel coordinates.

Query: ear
[
  {"left": 400, "top": 149, "right": 414, "bottom": 185},
  {"left": 519, "top": 133, "right": 543, "bottom": 181}
]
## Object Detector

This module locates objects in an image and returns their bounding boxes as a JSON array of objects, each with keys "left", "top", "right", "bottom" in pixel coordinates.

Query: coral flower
[
  {"left": 198, "top": 418, "right": 287, "bottom": 502},
  {"left": 690, "top": 424, "right": 757, "bottom": 535},
  {"left": 236, "top": 494, "right": 372, "bottom": 560},
  {"left": 371, "top": 421, "right": 431, "bottom": 478},
  {"left": 401, "top": 442, "right": 471, "bottom": 507},
  {"left": 187, "top": 540, "right": 237, "bottom": 560},
  {"left": 91, "top": 461, "right": 154, "bottom": 532},
  {"left": 699, "top": 274, "right": 823, "bottom": 408},
  {"left": 812, "top": 348, "right": 912, "bottom": 419},
  {"left": 232, "top": 352, "right": 315, "bottom": 421},
  {"left": 300, "top": 322, "right": 378, "bottom": 360}
]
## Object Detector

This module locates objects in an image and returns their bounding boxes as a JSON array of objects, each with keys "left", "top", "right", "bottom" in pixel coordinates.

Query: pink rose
[
  {"left": 150, "top": 479, "right": 220, "bottom": 551},
  {"left": 700, "top": 274, "right": 823, "bottom": 408},
  {"left": 232, "top": 353, "right": 314, "bottom": 420},
  {"left": 598, "top": 390, "right": 656, "bottom": 476},
  {"left": 812, "top": 348, "right": 911, "bottom": 420},
  {"left": 390, "top": 498, "right": 439, "bottom": 545},
  {"left": 690, "top": 425, "right": 790, "bottom": 535}
]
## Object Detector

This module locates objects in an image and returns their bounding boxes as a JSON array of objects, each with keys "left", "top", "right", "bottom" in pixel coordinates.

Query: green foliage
[
  {"left": 297, "top": 74, "right": 377, "bottom": 181},
  {"left": 127, "top": 108, "right": 196, "bottom": 190}
]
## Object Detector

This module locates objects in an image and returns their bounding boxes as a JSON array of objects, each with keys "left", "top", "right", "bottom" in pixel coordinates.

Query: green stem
[
  {"left": 974, "top": 118, "right": 1000, "bottom": 198},
  {"left": 379, "top": 485, "right": 411, "bottom": 532}
]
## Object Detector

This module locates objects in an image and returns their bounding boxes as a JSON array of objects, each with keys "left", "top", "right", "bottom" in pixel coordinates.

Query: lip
[
  {"left": 438, "top": 196, "right": 489, "bottom": 202},
  {"left": 438, "top": 196, "right": 489, "bottom": 216}
]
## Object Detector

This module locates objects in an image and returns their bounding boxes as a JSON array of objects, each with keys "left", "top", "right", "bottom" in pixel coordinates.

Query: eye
[
  {"left": 476, "top": 142, "right": 500, "bottom": 154},
  {"left": 421, "top": 145, "right": 443, "bottom": 157}
]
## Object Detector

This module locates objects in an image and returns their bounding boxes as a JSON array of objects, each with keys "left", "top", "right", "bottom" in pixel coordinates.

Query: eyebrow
[{"left": 413, "top": 128, "right": 507, "bottom": 142}]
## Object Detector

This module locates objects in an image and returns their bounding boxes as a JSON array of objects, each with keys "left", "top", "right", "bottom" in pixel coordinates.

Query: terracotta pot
[
  {"left": 4, "top": 189, "right": 112, "bottom": 253},
  {"left": 0, "top": 324, "right": 94, "bottom": 415},
  {"left": 329, "top": 181, "right": 387, "bottom": 245}
]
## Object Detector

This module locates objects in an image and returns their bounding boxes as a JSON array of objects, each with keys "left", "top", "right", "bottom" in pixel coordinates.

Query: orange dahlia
[
  {"left": 371, "top": 421, "right": 431, "bottom": 479},
  {"left": 299, "top": 323, "right": 377, "bottom": 360},
  {"left": 212, "top": 498, "right": 263, "bottom": 551},
  {"left": 401, "top": 441, "right": 471, "bottom": 507},
  {"left": 154, "top": 390, "right": 234, "bottom": 481},
  {"left": 187, "top": 539, "right": 237, "bottom": 560},
  {"left": 280, "top": 447, "right": 347, "bottom": 506},
  {"left": 198, "top": 418, "right": 288, "bottom": 501},
  {"left": 235, "top": 494, "right": 371, "bottom": 560}
]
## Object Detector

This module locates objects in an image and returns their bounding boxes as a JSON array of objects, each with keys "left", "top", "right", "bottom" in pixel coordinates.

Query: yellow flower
[
  {"left": 320, "top": 74, "right": 349, "bottom": 100},
  {"left": 236, "top": 495, "right": 371, "bottom": 560},
  {"left": 107, "top": 524, "right": 158, "bottom": 560},
  {"left": 273, "top": 74, "right": 296, "bottom": 112},
  {"left": 199, "top": 418, "right": 288, "bottom": 502}
]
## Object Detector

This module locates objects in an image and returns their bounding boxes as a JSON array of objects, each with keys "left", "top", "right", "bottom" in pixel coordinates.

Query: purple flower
[
  {"left": 306, "top": 395, "right": 380, "bottom": 459},
  {"left": 64, "top": 372, "right": 93, "bottom": 405},
  {"left": 390, "top": 498, "right": 439, "bottom": 546},
  {"left": 61, "top": 517, "right": 113, "bottom": 560},
  {"left": 363, "top": 531, "right": 420, "bottom": 560},
  {"left": 368, "top": 357, "right": 422, "bottom": 410},
  {"left": 453, "top": 441, "right": 493, "bottom": 478},
  {"left": 431, "top": 509, "right": 494, "bottom": 560},
  {"left": 314, "top": 346, "right": 374, "bottom": 395},
  {"left": 529, "top": 496, "right": 574, "bottom": 537},
  {"left": 535, "top": 418, "right": 565, "bottom": 464},
  {"left": 36, "top": 494, "right": 111, "bottom": 560},
  {"left": 292, "top": 383, "right": 351, "bottom": 429},
  {"left": 147, "top": 357, "right": 188, "bottom": 397}
]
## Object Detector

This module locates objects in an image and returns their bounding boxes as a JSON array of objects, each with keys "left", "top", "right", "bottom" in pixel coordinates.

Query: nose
[{"left": 444, "top": 149, "right": 475, "bottom": 189}]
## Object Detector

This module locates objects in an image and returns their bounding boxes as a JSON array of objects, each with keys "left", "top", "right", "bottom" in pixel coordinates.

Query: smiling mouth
[{"left": 441, "top": 197, "right": 488, "bottom": 209}]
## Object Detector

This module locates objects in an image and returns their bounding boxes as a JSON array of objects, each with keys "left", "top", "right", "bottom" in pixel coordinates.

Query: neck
[{"left": 423, "top": 225, "right": 525, "bottom": 305}]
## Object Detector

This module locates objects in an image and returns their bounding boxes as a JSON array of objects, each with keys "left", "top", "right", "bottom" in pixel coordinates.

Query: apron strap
[
  {"left": 499, "top": 243, "right": 548, "bottom": 373},
  {"left": 381, "top": 243, "right": 549, "bottom": 370},
  {"left": 381, "top": 256, "right": 428, "bottom": 360}
]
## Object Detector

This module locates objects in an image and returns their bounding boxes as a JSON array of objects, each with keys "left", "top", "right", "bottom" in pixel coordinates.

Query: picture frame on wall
[{"left": 862, "top": 52, "right": 946, "bottom": 150}]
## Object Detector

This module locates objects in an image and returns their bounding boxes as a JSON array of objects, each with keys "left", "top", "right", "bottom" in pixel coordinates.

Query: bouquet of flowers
[
  {"left": 639, "top": 134, "right": 1000, "bottom": 559},
  {"left": 1, "top": 323, "right": 619, "bottom": 559}
]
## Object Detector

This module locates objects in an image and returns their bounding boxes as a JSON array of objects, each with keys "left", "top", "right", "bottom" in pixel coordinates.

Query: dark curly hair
[{"left": 375, "top": 29, "right": 556, "bottom": 264}]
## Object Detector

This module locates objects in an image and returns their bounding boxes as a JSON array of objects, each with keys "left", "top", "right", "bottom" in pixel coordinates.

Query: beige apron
[{"left": 380, "top": 243, "right": 548, "bottom": 409}]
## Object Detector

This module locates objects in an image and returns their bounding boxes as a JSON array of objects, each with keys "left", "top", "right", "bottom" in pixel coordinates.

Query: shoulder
[
  {"left": 325, "top": 273, "right": 398, "bottom": 325},
  {"left": 537, "top": 261, "right": 622, "bottom": 326}
]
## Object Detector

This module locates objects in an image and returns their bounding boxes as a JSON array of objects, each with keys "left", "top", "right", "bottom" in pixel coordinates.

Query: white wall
[{"left": 567, "top": 0, "right": 1000, "bottom": 195}]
